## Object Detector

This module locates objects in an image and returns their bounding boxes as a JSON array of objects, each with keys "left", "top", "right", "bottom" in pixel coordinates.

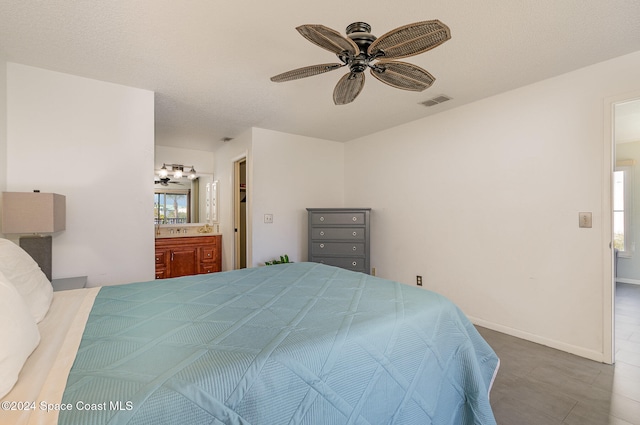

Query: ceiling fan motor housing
[
  {"left": 346, "top": 22, "right": 371, "bottom": 34},
  {"left": 346, "top": 22, "right": 377, "bottom": 54},
  {"left": 345, "top": 22, "right": 378, "bottom": 73}
]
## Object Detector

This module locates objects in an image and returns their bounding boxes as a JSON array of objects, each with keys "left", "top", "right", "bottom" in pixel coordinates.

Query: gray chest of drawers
[{"left": 307, "top": 208, "right": 371, "bottom": 274}]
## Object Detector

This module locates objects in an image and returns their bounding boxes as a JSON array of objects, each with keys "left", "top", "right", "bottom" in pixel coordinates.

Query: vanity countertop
[
  {"left": 155, "top": 224, "right": 221, "bottom": 238},
  {"left": 156, "top": 233, "right": 221, "bottom": 239}
]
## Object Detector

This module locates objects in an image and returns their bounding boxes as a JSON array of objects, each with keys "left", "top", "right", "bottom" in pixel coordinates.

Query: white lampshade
[{"left": 1, "top": 192, "right": 66, "bottom": 234}]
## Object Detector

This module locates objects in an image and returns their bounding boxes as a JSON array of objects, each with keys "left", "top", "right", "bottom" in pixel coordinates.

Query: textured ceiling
[{"left": 1, "top": 0, "right": 640, "bottom": 151}]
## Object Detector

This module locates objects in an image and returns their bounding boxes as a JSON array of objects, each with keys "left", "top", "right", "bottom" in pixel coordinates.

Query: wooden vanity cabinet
[{"left": 155, "top": 235, "right": 221, "bottom": 279}]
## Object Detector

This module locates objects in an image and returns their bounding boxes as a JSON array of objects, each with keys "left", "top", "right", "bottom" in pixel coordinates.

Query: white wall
[
  {"left": 6, "top": 63, "right": 155, "bottom": 286},
  {"left": 0, "top": 59, "right": 7, "bottom": 235},
  {"left": 212, "top": 128, "right": 344, "bottom": 270},
  {"left": 251, "top": 128, "right": 344, "bottom": 265},
  {"left": 154, "top": 145, "right": 215, "bottom": 175},
  {"left": 344, "top": 50, "right": 640, "bottom": 361}
]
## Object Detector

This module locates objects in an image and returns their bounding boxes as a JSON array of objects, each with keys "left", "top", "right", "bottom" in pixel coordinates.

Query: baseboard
[
  {"left": 469, "top": 316, "right": 605, "bottom": 363},
  {"left": 615, "top": 277, "right": 640, "bottom": 286}
]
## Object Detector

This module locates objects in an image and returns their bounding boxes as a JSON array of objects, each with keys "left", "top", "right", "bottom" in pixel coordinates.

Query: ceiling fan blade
[
  {"left": 368, "top": 20, "right": 451, "bottom": 60},
  {"left": 271, "top": 63, "right": 344, "bottom": 82},
  {"left": 333, "top": 72, "right": 365, "bottom": 105},
  {"left": 370, "top": 61, "right": 435, "bottom": 91},
  {"left": 297, "top": 24, "right": 360, "bottom": 56}
]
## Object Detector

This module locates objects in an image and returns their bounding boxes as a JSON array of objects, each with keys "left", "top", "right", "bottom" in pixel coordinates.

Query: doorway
[
  {"left": 612, "top": 97, "right": 640, "bottom": 363},
  {"left": 234, "top": 157, "right": 247, "bottom": 269}
]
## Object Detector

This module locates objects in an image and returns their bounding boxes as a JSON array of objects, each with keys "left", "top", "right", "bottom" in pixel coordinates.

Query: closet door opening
[{"left": 234, "top": 157, "right": 247, "bottom": 269}]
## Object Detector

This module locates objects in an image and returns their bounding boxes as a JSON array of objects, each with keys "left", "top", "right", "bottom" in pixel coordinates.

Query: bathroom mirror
[{"left": 154, "top": 173, "right": 214, "bottom": 224}]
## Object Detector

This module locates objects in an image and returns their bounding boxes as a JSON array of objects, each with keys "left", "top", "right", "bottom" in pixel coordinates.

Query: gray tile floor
[{"left": 477, "top": 282, "right": 640, "bottom": 425}]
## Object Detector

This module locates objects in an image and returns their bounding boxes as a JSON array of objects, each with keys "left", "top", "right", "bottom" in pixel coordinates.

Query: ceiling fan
[
  {"left": 271, "top": 20, "right": 451, "bottom": 105},
  {"left": 154, "top": 177, "right": 183, "bottom": 187}
]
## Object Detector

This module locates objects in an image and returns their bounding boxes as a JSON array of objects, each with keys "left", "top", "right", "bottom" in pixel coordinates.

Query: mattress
[{"left": 3, "top": 263, "right": 499, "bottom": 425}]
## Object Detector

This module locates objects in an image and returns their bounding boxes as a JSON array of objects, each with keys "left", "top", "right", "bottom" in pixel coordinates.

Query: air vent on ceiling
[{"left": 420, "top": 95, "right": 452, "bottom": 107}]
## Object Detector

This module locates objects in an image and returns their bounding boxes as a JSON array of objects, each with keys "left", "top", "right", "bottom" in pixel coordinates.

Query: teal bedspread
[{"left": 59, "top": 262, "right": 499, "bottom": 425}]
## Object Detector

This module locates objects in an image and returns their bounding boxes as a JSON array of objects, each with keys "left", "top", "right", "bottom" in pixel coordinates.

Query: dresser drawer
[
  {"left": 310, "top": 212, "right": 365, "bottom": 225},
  {"left": 199, "top": 262, "right": 220, "bottom": 274},
  {"left": 200, "top": 246, "right": 218, "bottom": 261},
  {"left": 155, "top": 251, "right": 166, "bottom": 265},
  {"left": 311, "top": 242, "right": 365, "bottom": 255},
  {"left": 311, "top": 227, "right": 365, "bottom": 240},
  {"left": 311, "top": 256, "right": 367, "bottom": 272}
]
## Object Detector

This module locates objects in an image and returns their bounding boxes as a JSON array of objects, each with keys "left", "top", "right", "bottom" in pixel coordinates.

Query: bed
[{"left": 1, "top": 241, "right": 499, "bottom": 425}]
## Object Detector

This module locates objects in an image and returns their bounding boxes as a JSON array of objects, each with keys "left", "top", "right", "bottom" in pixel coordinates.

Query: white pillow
[
  {"left": 0, "top": 270, "right": 41, "bottom": 398},
  {"left": 0, "top": 238, "right": 53, "bottom": 323}
]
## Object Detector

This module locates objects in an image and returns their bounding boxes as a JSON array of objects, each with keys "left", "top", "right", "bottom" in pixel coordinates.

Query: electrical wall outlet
[
  {"left": 371, "top": 267, "right": 376, "bottom": 276},
  {"left": 264, "top": 214, "right": 273, "bottom": 224},
  {"left": 416, "top": 276, "right": 423, "bottom": 286}
]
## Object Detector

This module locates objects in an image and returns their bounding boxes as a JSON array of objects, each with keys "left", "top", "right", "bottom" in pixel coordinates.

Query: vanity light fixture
[
  {"left": 157, "top": 164, "right": 197, "bottom": 180},
  {"left": 159, "top": 164, "right": 169, "bottom": 178}
]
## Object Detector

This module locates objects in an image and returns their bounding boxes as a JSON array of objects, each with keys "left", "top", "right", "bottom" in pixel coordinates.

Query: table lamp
[{"left": 1, "top": 191, "right": 66, "bottom": 281}]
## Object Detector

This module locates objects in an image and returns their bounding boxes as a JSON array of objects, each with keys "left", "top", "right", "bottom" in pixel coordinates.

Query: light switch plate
[{"left": 579, "top": 212, "right": 592, "bottom": 228}]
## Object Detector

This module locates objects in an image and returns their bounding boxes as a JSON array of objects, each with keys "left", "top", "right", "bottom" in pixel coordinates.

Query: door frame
[
  {"left": 603, "top": 89, "right": 640, "bottom": 364},
  {"left": 233, "top": 155, "right": 248, "bottom": 269}
]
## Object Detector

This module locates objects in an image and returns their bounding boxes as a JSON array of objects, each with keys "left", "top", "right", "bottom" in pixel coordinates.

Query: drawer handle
[
  {"left": 320, "top": 243, "right": 325, "bottom": 248},
  {"left": 352, "top": 231, "right": 357, "bottom": 237},
  {"left": 352, "top": 261, "right": 357, "bottom": 266},
  {"left": 320, "top": 231, "right": 325, "bottom": 236},
  {"left": 352, "top": 246, "right": 357, "bottom": 251},
  {"left": 319, "top": 216, "right": 325, "bottom": 222},
  {"left": 352, "top": 216, "right": 357, "bottom": 221}
]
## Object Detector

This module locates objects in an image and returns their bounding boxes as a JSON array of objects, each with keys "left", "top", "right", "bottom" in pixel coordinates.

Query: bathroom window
[
  {"left": 613, "top": 168, "right": 632, "bottom": 256},
  {"left": 154, "top": 191, "right": 190, "bottom": 224}
]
